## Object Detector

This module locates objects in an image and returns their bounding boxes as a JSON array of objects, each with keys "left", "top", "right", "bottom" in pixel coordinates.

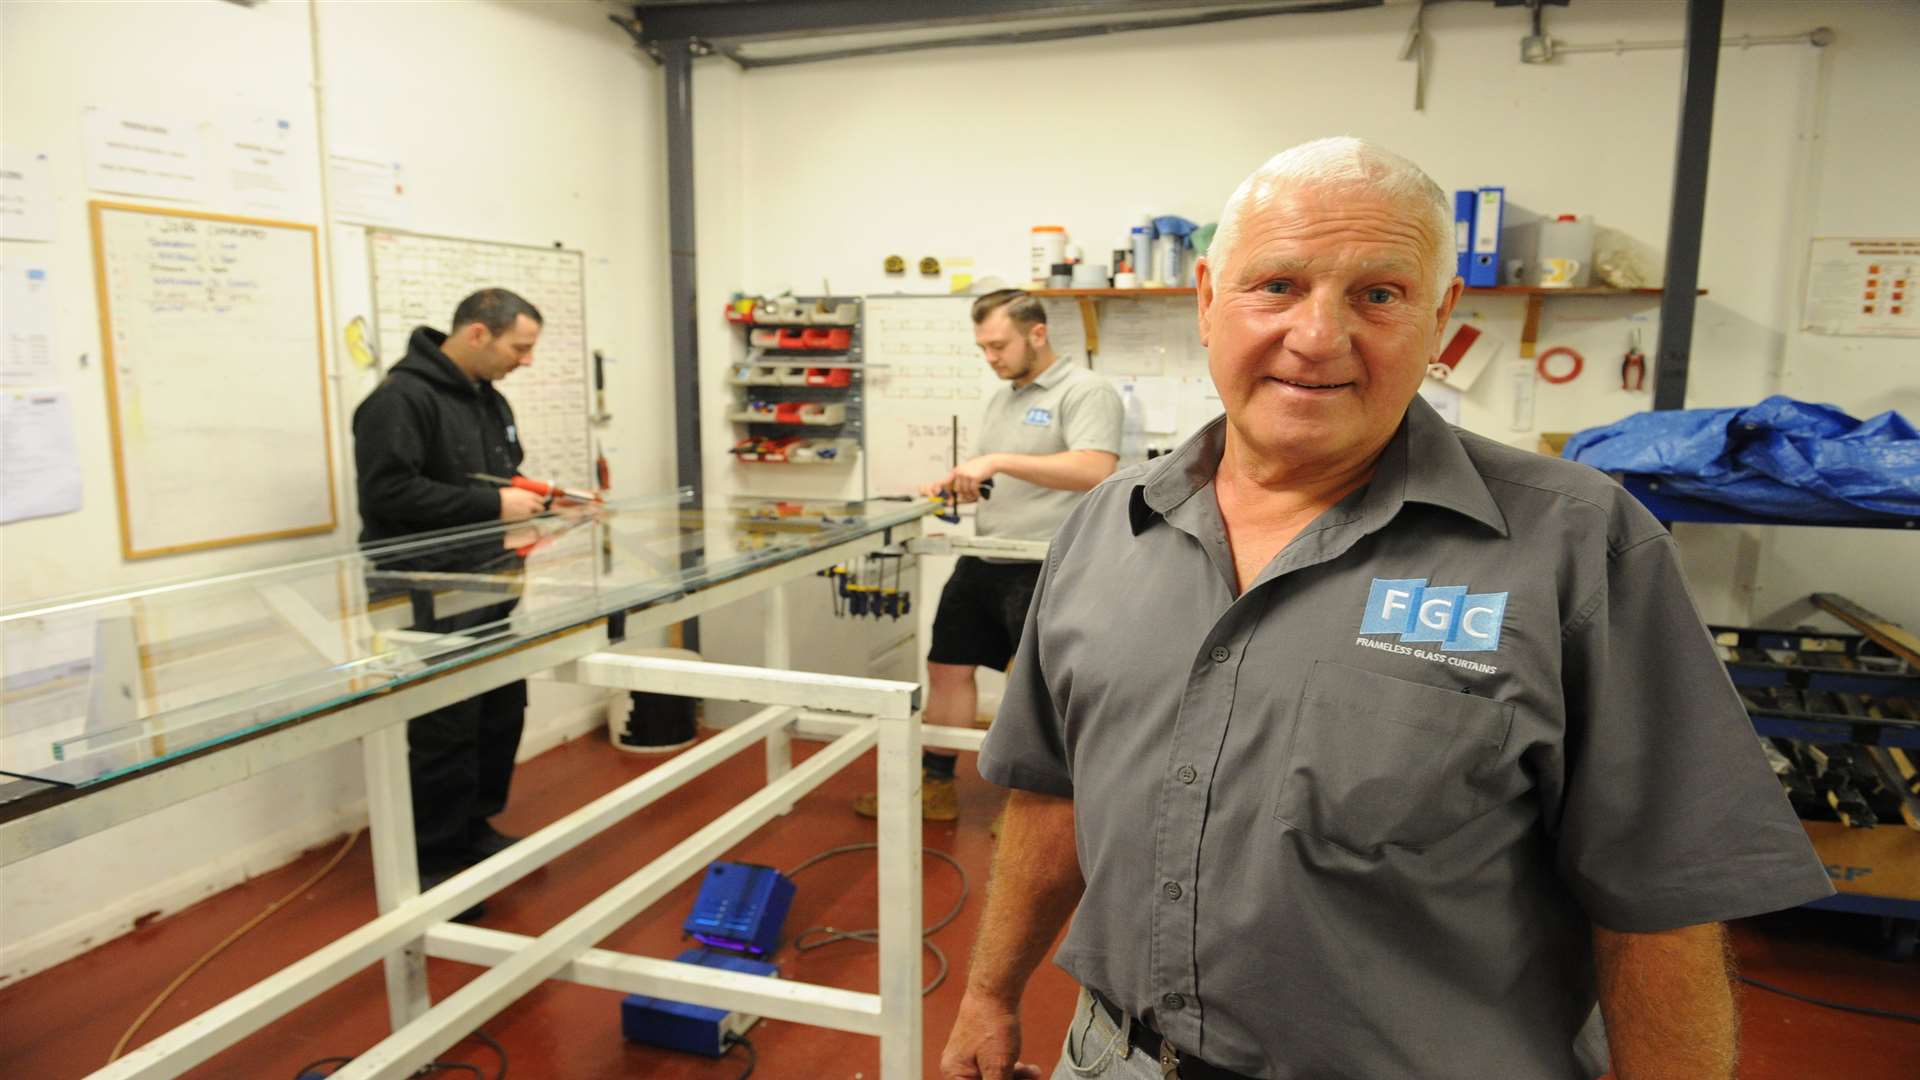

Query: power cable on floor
[
  {"left": 108, "top": 828, "right": 364, "bottom": 1065},
  {"left": 784, "top": 842, "right": 969, "bottom": 995},
  {"left": 724, "top": 1032, "right": 756, "bottom": 1080},
  {"left": 290, "top": 1028, "right": 506, "bottom": 1079},
  {"left": 1739, "top": 975, "right": 1920, "bottom": 1025}
]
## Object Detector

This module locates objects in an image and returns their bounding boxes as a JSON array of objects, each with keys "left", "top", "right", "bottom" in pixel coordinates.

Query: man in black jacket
[{"left": 353, "top": 288, "right": 546, "bottom": 899}]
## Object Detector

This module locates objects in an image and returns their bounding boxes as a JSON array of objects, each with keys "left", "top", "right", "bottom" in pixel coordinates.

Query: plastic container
[
  {"left": 1048, "top": 262, "right": 1073, "bottom": 289},
  {"left": 1154, "top": 235, "right": 1182, "bottom": 287},
  {"left": 1071, "top": 262, "right": 1107, "bottom": 288},
  {"left": 1031, "top": 226, "right": 1067, "bottom": 284},
  {"left": 1535, "top": 214, "right": 1594, "bottom": 288},
  {"left": 1130, "top": 226, "right": 1153, "bottom": 288}
]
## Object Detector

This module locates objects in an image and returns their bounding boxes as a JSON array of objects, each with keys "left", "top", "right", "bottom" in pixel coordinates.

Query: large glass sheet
[{"left": 0, "top": 493, "right": 929, "bottom": 804}]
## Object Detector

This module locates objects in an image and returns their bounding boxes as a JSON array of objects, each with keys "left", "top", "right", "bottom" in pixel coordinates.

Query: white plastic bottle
[{"left": 1031, "top": 226, "right": 1067, "bottom": 285}]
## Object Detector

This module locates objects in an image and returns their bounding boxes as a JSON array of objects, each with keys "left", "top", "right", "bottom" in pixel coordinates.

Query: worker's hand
[
  {"left": 924, "top": 456, "right": 999, "bottom": 504},
  {"left": 498, "top": 487, "right": 546, "bottom": 522},
  {"left": 941, "top": 991, "right": 1040, "bottom": 1080},
  {"left": 550, "top": 496, "right": 601, "bottom": 522}
]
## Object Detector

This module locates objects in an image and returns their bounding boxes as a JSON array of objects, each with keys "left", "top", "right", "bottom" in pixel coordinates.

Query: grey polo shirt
[
  {"left": 979, "top": 396, "right": 1832, "bottom": 1080},
  {"left": 973, "top": 357, "right": 1123, "bottom": 543}
]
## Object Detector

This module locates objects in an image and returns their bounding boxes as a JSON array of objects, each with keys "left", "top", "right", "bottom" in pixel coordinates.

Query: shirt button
[
  {"left": 1209, "top": 646, "right": 1230, "bottom": 663},
  {"left": 1176, "top": 764, "right": 1198, "bottom": 784},
  {"left": 1162, "top": 992, "right": 1186, "bottom": 1011},
  {"left": 1163, "top": 881, "right": 1183, "bottom": 901}
]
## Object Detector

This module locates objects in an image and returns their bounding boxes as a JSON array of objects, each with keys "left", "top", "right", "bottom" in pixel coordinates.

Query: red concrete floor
[{"left": 2, "top": 729, "right": 1913, "bottom": 1080}]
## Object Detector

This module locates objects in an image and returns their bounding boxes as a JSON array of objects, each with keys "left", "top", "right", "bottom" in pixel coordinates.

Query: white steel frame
[{"left": 26, "top": 522, "right": 969, "bottom": 1080}]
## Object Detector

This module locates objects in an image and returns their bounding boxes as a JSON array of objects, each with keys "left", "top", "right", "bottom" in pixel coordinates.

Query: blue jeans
[{"left": 1051, "top": 987, "right": 1166, "bottom": 1080}]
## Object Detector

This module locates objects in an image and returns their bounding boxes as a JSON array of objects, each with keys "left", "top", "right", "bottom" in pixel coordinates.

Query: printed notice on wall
[
  {"left": 81, "top": 107, "right": 207, "bottom": 202},
  {"left": 1, "top": 260, "right": 57, "bottom": 386},
  {"left": 223, "top": 114, "right": 303, "bottom": 213},
  {"left": 328, "top": 148, "right": 408, "bottom": 226},
  {"left": 0, "top": 146, "right": 55, "bottom": 241},
  {"left": 0, "top": 388, "right": 83, "bottom": 524},
  {"left": 1802, "top": 237, "right": 1920, "bottom": 338}
]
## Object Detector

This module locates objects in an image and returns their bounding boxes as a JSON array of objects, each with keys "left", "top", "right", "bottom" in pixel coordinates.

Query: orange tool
[{"left": 469, "top": 472, "right": 604, "bottom": 506}]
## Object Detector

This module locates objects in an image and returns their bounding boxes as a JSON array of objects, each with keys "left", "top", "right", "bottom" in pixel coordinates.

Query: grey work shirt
[
  {"left": 973, "top": 357, "right": 1123, "bottom": 542},
  {"left": 979, "top": 396, "right": 1832, "bottom": 1080}
]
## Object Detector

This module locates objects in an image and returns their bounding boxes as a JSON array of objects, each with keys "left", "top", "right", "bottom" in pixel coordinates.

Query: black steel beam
[
  {"left": 630, "top": 0, "right": 1363, "bottom": 45},
  {"left": 728, "top": 0, "right": 1376, "bottom": 68},
  {"left": 1652, "top": 0, "right": 1723, "bottom": 411},
  {"left": 663, "top": 36, "right": 702, "bottom": 651}
]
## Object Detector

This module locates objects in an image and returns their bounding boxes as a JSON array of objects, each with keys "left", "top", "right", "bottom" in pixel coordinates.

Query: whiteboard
[
  {"left": 90, "top": 201, "right": 336, "bottom": 559},
  {"left": 862, "top": 296, "right": 1002, "bottom": 497},
  {"left": 367, "top": 229, "right": 591, "bottom": 490}
]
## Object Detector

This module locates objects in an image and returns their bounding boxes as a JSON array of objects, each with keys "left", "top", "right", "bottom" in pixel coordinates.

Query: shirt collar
[
  {"left": 1017, "top": 355, "right": 1078, "bottom": 393},
  {"left": 1129, "top": 393, "right": 1508, "bottom": 538}
]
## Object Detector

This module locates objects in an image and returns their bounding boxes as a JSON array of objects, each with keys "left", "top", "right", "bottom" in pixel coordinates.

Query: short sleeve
[
  {"left": 1061, "top": 377, "right": 1123, "bottom": 456},
  {"left": 977, "top": 544, "right": 1075, "bottom": 797},
  {"left": 1554, "top": 534, "right": 1833, "bottom": 931}
]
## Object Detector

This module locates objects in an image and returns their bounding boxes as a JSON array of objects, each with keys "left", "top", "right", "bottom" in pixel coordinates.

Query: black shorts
[{"left": 928, "top": 556, "right": 1042, "bottom": 671}]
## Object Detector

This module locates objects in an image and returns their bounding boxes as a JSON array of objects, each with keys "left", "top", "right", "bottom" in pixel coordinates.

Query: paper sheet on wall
[
  {"left": 1039, "top": 297, "right": 1087, "bottom": 361},
  {"left": 1801, "top": 237, "right": 1920, "bottom": 338},
  {"left": 1419, "top": 380, "right": 1463, "bottom": 425},
  {"left": 82, "top": 107, "right": 207, "bottom": 202},
  {"left": 1, "top": 260, "right": 57, "bottom": 386},
  {"left": 0, "top": 146, "right": 55, "bottom": 242},
  {"left": 1133, "top": 376, "right": 1181, "bottom": 433},
  {"left": 1, "top": 388, "right": 82, "bottom": 523},
  {"left": 1096, "top": 299, "right": 1171, "bottom": 375},
  {"left": 222, "top": 114, "right": 303, "bottom": 213},
  {"left": 329, "top": 149, "right": 409, "bottom": 227}
]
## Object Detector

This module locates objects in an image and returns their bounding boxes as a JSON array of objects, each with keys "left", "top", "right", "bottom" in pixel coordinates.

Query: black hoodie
[{"left": 352, "top": 326, "right": 524, "bottom": 550}]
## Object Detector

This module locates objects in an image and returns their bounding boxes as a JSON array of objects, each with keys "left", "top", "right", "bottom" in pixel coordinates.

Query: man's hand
[
  {"left": 923, "top": 456, "right": 1000, "bottom": 503},
  {"left": 941, "top": 991, "right": 1041, "bottom": 1080},
  {"left": 498, "top": 487, "right": 546, "bottom": 522}
]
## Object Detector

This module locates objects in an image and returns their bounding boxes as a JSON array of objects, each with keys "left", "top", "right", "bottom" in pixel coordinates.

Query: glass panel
[{"left": 0, "top": 493, "right": 928, "bottom": 804}]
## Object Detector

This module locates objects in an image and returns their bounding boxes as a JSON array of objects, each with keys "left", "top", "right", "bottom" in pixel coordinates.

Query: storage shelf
[
  {"left": 1621, "top": 476, "right": 1917, "bottom": 530},
  {"left": 1028, "top": 285, "right": 1706, "bottom": 357},
  {"left": 1028, "top": 287, "right": 1195, "bottom": 297},
  {"left": 732, "top": 454, "right": 859, "bottom": 466},
  {"left": 728, "top": 412, "right": 846, "bottom": 426}
]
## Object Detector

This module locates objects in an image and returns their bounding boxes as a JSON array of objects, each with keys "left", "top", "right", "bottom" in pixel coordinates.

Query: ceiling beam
[{"left": 627, "top": 0, "right": 1372, "bottom": 46}]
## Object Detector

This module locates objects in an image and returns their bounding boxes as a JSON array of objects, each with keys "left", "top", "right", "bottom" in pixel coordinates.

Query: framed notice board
[
  {"left": 367, "top": 229, "right": 591, "bottom": 491},
  {"left": 90, "top": 201, "right": 336, "bottom": 559}
]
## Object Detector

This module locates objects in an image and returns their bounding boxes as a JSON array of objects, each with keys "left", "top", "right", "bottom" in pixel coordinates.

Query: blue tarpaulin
[{"left": 1564, "top": 396, "right": 1920, "bottom": 522}]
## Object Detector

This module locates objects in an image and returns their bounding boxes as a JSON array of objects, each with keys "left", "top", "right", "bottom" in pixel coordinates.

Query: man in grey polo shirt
[
  {"left": 856, "top": 289, "right": 1122, "bottom": 822},
  {"left": 941, "top": 139, "right": 1831, "bottom": 1080}
]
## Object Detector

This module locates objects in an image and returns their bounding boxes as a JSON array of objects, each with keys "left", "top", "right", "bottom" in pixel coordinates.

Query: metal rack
[{"left": 1708, "top": 594, "right": 1920, "bottom": 944}]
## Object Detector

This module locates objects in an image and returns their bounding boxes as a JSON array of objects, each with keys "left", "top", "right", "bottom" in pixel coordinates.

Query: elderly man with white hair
[{"left": 940, "top": 137, "right": 1830, "bottom": 1080}]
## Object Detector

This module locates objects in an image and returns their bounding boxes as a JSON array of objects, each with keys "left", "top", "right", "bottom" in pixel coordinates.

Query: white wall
[
  {"left": 1743, "top": 0, "right": 1920, "bottom": 632},
  {"left": 0, "top": 0, "right": 671, "bottom": 983},
  {"left": 705, "top": 0, "right": 1916, "bottom": 628}
]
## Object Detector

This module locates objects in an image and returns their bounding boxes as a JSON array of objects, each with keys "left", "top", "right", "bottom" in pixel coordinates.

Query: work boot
[
  {"left": 466, "top": 821, "right": 522, "bottom": 861},
  {"left": 419, "top": 865, "right": 487, "bottom": 923},
  {"left": 852, "top": 770, "right": 959, "bottom": 822}
]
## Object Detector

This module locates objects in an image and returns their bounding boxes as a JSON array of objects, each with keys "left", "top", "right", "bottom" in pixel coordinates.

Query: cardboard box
[{"left": 1803, "top": 820, "right": 1920, "bottom": 900}]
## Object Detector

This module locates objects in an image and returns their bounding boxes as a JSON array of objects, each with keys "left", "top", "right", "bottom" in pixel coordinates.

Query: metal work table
[{"left": 1, "top": 494, "right": 946, "bottom": 1078}]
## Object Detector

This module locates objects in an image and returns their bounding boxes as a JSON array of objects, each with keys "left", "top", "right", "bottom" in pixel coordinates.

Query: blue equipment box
[
  {"left": 684, "top": 861, "right": 794, "bottom": 957},
  {"left": 621, "top": 948, "right": 779, "bottom": 1056}
]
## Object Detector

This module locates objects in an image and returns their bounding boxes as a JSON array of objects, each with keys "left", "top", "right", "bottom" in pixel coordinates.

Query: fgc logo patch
[{"left": 1360, "top": 578, "right": 1508, "bottom": 653}]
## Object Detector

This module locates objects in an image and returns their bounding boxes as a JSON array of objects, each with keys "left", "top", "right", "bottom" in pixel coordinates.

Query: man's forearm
[
  {"left": 989, "top": 450, "right": 1117, "bottom": 493},
  {"left": 1594, "top": 922, "right": 1738, "bottom": 1080},
  {"left": 967, "top": 790, "right": 1083, "bottom": 1004}
]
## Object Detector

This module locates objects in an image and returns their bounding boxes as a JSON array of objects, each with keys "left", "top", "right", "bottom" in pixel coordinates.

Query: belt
[{"left": 1093, "top": 992, "right": 1262, "bottom": 1080}]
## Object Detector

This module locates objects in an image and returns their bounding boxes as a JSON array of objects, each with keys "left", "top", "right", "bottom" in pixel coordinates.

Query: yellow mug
[{"left": 1540, "top": 257, "right": 1583, "bottom": 288}]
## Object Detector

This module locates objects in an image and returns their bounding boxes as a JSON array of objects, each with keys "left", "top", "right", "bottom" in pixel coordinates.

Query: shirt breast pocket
[{"left": 1273, "top": 660, "right": 1513, "bottom": 854}]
